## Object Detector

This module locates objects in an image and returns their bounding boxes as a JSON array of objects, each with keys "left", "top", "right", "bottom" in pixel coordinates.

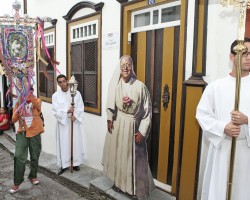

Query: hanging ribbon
[
  {"left": 36, "top": 39, "right": 48, "bottom": 66},
  {"left": 35, "top": 17, "right": 61, "bottom": 74}
]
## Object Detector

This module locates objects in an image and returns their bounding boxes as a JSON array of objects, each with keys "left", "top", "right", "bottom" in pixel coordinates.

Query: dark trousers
[{"left": 14, "top": 132, "right": 41, "bottom": 185}]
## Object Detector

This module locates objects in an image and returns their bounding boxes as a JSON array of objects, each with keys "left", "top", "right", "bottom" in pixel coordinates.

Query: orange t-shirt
[{"left": 12, "top": 94, "right": 44, "bottom": 137}]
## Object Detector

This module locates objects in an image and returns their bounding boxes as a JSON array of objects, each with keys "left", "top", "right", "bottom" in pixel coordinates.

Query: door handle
[{"left": 162, "top": 84, "right": 170, "bottom": 111}]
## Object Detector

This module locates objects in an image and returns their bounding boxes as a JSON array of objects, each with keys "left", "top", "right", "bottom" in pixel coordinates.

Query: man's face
[
  {"left": 57, "top": 77, "right": 68, "bottom": 92},
  {"left": 0, "top": 108, "right": 6, "bottom": 114},
  {"left": 241, "top": 42, "right": 250, "bottom": 72},
  {"left": 120, "top": 56, "right": 132, "bottom": 82}
]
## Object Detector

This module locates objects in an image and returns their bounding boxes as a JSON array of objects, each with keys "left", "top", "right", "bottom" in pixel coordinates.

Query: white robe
[
  {"left": 196, "top": 75, "right": 250, "bottom": 200},
  {"left": 52, "top": 89, "right": 84, "bottom": 168},
  {"left": 103, "top": 78, "right": 155, "bottom": 198}
]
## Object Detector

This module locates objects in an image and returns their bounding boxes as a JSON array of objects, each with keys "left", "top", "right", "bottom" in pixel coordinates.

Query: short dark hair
[
  {"left": 56, "top": 74, "right": 67, "bottom": 82},
  {"left": 231, "top": 37, "right": 250, "bottom": 55}
]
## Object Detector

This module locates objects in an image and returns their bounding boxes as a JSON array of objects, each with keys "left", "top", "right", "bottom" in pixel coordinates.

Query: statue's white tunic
[
  {"left": 196, "top": 75, "right": 250, "bottom": 200},
  {"left": 52, "top": 90, "right": 84, "bottom": 168}
]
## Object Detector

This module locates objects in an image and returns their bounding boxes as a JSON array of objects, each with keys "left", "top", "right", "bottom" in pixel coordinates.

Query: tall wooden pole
[
  {"left": 68, "top": 75, "right": 78, "bottom": 173},
  {"left": 70, "top": 96, "right": 75, "bottom": 173},
  {"left": 226, "top": 41, "right": 247, "bottom": 200},
  {"left": 225, "top": 1, "right": 248, "bottom": 199}
]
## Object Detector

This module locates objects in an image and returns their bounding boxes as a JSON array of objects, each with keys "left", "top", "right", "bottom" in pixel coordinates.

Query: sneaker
[
  {"left": 30, "top": 178, "right": 40, "bottom": 185},
  {"left": 9, "top": 185, "right": 19, "bottom": 194}
]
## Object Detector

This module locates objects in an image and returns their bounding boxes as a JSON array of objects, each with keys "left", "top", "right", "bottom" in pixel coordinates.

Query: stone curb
[{"left": 0, "top": 133, "right": 114, "bottom": 200}]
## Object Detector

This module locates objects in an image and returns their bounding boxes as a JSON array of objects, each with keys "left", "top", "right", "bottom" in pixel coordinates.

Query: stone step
[{"left": 0, "top": 130, "right": 175, "bottom": 200}]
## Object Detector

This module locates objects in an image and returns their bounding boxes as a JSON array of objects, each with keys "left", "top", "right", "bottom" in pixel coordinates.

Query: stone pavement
[
  {"left": 0, "top": 145, "right": 87, "bottom": 200},
  {"left": 0, "top": 130, "right": 176, "bottom": 200}
]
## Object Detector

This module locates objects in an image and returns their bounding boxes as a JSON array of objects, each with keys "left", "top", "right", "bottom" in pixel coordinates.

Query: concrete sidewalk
[{"left": 0, "top": 129, "right": 175, "bottom": 200}]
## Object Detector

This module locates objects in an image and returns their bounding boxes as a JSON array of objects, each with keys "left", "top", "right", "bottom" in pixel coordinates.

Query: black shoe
[
  {"left": 73, "top": 166, "right": 80, "bottom": 171},
  {"left": 57, "top": 168, "right": 65, "bottom": 175},
  {"left": 112, "top": 185, "right": 121, "bottom": 192}
]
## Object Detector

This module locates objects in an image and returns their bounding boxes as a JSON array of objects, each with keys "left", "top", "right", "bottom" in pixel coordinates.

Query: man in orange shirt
[{"left": 9, "top": 89, "right": 44, "bottom": 193}]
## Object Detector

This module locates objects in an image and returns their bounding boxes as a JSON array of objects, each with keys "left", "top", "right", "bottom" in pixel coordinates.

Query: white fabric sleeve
[
  {"left": 245, "top": 114, "right": 250, "bottom": 147},
  {"left": 106, "top": 109, "right": 114, "bottom": 121},
  {"left": 138, "top": 85, "right": 152, "bottom": 137},
  {"left": 73, "top": 91, "right": 84, "bottom": 124},
  {"left": 52, "top": 93, "right": 68, "bottom": 126},
  {"left": 196, "top": 85, "right": 227, "bottom": 148}
]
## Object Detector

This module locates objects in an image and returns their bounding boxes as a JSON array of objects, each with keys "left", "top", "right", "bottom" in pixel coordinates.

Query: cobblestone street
[{"left": 0, "top": 148, "right": 87, "bottom": 200}]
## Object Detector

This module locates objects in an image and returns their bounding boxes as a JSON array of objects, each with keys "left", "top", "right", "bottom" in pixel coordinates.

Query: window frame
[
  {"left": 67, "top": 13, "right": 101, "bottom": 115},
  {"left": 131, "top": 0, "right": 181, "bottom": 33},
  {"left": 37, "top": 27, "right": 56, "bottom": 103}
]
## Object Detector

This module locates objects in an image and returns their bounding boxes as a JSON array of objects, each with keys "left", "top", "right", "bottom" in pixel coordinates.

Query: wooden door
[{"left": 131, "top": 25, "right": 180, "bottom": 189}]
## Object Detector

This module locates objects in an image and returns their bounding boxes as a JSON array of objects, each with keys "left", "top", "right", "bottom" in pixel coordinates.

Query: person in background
[
  {"left": 52, "top": 74, "right": 84, "bottom": 175},
  {"left": 0, "top": 107, "right": 10, "bottom": 134},
  {"left": 9, "top": 88, "right": 44, "bottom": 193},
  {"left": 196, "top": 38, "right": 250, "bottom": 200},
  {"left": 102, "top": 55, "right": 155, "bottom": 199}
]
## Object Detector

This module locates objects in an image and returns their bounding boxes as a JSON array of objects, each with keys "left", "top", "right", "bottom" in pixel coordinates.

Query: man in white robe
[
  {"left": 52, "top": 74, "right": 84, "bottom": 175},
  {"left": 196, "top": 38, "right": 250, "bottom": 200}
]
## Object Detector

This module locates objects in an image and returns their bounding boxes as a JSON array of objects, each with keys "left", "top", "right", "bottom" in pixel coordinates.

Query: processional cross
[
  {"left": 68, "top": 75, "right": 78, "bottom": 173},
  {"left": 220, "top": 1, "right": 250, "bottom": 199}
]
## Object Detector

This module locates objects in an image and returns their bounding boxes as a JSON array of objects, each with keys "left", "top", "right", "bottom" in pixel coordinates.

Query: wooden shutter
[
  {"left": 83, "top": 39, "right": 98, "bottom": 108},
  {"left": 71, "top": 42, "right": 84, "bottom": 101}
]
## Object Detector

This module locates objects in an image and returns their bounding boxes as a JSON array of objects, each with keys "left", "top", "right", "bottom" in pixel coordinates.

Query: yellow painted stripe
[
  {"left": 136, "top": 32, "right": 146, "bottom": 83},
  {"left": 178, "top": 87, "right": 202, "bottom": 200},
  {"left": 157, "top": 27, "right": 174, "bottom": 183},
  {"left": 172, "top": 0, "right": 187, "bottom": 193},
  {"left": 196, "top": 0, "right": 205, "bottom": 73}
]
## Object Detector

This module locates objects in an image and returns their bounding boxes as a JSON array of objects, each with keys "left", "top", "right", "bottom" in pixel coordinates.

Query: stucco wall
[{"left": 24, "top": 0, "right": 121, "bottom": 170}]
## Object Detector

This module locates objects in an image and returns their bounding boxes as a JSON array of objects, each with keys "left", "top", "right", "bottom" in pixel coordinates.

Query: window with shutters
[
  {"left": 68, "top": 15, "right": 101, "bottom": 115},
  {"left": 37, "top": 28, "right": 56, "bottom": 103}
]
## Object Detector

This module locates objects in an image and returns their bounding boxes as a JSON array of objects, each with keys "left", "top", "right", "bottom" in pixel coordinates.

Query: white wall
[{"left": 25, "top": 0, "right": 121, "bottom": 170}]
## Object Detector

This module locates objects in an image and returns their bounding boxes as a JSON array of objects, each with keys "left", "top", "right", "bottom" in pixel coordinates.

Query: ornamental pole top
[
  {"left": 0, "top": 0, "right": 52, "bottom": 26},
  {"left": 221, "top": 0, "right": 250, "bottom": 40},
  {"left": 221, "top": 0, "right": 250, "bottom": 7}
]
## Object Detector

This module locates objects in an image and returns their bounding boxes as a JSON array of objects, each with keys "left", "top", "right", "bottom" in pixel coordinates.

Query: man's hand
[
  {"left": 135, "top": 132, "right": 144, "bottom": 144},
  {"left": 224, "top": 122, "right": 240, "bottom": 137},
  {"left": 70, "top": 116, "right": 76, "bottom": 122},
  {"left": 231, "top": 111, "right": 248, "bottom": 125},
  {"left": 107, "top": 120, "right": 113, "bottom": 133},
  {"left": 67, "top": 107, "right": 74, "bottom": 114}
]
